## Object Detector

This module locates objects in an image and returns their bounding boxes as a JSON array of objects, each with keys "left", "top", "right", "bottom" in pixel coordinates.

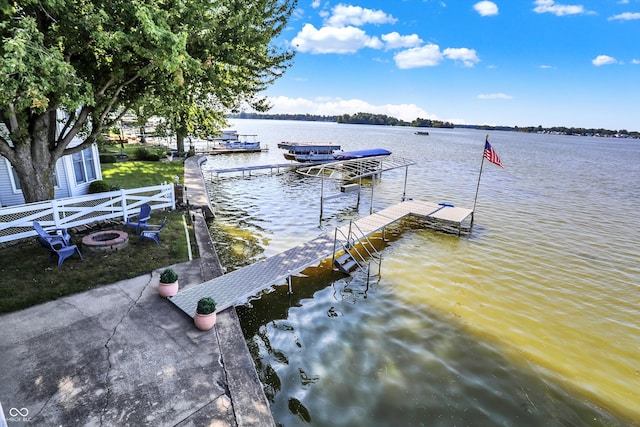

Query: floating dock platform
[
  {"left": 206, "top": 147, "right": 266, "bottom": 155},
  {"left": 169, "top": 199, "right": 473, "bottom": 317}
]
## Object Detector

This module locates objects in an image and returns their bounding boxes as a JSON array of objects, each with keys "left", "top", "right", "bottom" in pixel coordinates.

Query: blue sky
[{"left": 259, "top": 1, "right": 640, "bottom": 130}]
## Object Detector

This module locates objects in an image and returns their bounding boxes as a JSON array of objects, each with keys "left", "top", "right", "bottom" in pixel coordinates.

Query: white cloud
[
  {"left": 533, "top": 0, "right": 587, "bottom": 16},
  {"left": 478, "top": 93, "right": 514, "bottom": 99},
  {"left": 473, "top": 1, "right": 499, "bottom": 16},
  {"left": 632, "top": 59, "right": 640, "bottom": 64},
  {"left": 291, "top": 4, "right": 477, "bottom": 69},
  {"left": 265, "top": 96, "right": 436, "bottom": 122},
  {"left": 326, "top": 4, "right": 397, "bottom": 27},
  {"left": 291, "top": 5, "right": 397, "bottom": 55},
  {"left": 393, "top": 45, "right": 480, "bottom": 69},
  {"left": 292, "top": 8, "right": 305, "bottom": 21},
  {"left": 381, "top": 32, "right": 423, "bottom": 50},
  {"left": 609, "top": 12, "right": 640, "bottom": 21},
  {"left": 539, "top": 64, "right": 555, "bottom": 69},
  {"left": 443, "top": 48, "right": 480, "bottom": 67},
  {"left": 291, "top": 24, "right": 383, "bottom": 54},
  {"left": 592, "top": 55, "right": 617, "bottom": 66},
  {"left": 394, "top": 44, "right": 444, "bottom": 69}
]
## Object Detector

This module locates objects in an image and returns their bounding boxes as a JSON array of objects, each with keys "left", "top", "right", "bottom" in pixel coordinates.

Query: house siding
[
  {"left": 0, "top": 144, "right": 102, "bottom": 207},
  {"left": 1, "top": 111, "right": 103, "bottom": 207},
  {"left": 0, "top": 158, "right": 25, "bottom": 207},
  {"left": 54, "top": 157, "right": 72, "bottom": 200}
]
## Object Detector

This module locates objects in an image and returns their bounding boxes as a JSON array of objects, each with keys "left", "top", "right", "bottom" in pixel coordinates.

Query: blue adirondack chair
[
  {"left": 125, "top": 203, "right": 152, "bottom": 234},
  {"left": 36, "top": 237, "right": 83, "bottom": 267},
  {"left": 139, "top": 217, "right": 167, "bottom": 244},
  {"left": 33, "top": 221, "right": 71, "bottom": 246}
]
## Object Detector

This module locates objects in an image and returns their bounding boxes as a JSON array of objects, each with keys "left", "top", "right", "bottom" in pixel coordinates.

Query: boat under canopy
[
  {"left": 277, "top": 142, "right": 342, "bottom": 162},
  {"left": 211, "top": 130, "right": 261, "bottom": 150},
  {"left": 332, "top": 148, "right": 391, "bottom": 160}
]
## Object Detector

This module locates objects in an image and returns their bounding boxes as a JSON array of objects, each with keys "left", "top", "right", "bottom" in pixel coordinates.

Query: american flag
[{"left": 483, "top": 139, "right": 504, "bottom": 168}]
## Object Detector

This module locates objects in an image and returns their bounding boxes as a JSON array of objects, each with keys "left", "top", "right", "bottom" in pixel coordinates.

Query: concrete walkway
[{"left": 0, "top": 156, "right": 274, "bottom": 426}]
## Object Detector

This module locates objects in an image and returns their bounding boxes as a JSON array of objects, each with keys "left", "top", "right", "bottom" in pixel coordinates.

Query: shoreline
[{"left": 183, "top": 155, "right": 275, "bottom": 426}]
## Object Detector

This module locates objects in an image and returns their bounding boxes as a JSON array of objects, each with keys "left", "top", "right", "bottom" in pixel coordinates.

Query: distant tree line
[
  {"left": 230, "top": 113, "right": 638, "bottom": 138},
  {"left": 232, "top": 111, "right": 452, "bottom": 128},
  {"left": 336, "top": 112, "right": 406, "bottom": 126},
  {"left": 462, "top": 124, "right": 639, "bottom": 139},
  {"left": 232, "top": 112, "right": 337, "bottom": 122},
  {"left": 515, "top": 125, "right": 638, "bottom": 138},
  {"left": 411, "top": 117, "right": 454, "bottom": 128},
  {"left": 335, "top": 112, "right": 455, "bottom": 128}
]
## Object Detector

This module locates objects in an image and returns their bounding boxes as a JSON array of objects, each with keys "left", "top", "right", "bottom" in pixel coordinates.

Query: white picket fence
[{"left": 0, "top": 184, "right": 175, "bottom": 244}]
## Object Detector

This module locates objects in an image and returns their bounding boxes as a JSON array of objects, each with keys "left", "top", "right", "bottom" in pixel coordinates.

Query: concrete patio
[{"left": 0, "top": 156, "right": 274, "bottom": 426}]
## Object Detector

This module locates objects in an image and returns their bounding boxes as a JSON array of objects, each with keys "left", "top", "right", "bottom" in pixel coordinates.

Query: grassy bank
[{"left": 0, "top": 157, "right": 197, "bottom": 314}]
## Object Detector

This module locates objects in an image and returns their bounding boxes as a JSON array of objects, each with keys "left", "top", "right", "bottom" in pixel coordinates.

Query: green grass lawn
[
  {"left": 0, "top": 157, "right": 197, "bottom": 314},
  {"left": 101, "top": 159, "right": 184, "bottom": 189}
]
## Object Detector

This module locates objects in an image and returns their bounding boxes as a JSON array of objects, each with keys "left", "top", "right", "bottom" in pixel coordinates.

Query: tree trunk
[
  {"left": 3, "top": 107, "right": 101, "bottom": 204},
  {"left": 13, "top": 134, "right": 58, "bottom": 203},
  {"left": 4, "top": 110, "right": 74, "bottom": 203},
  {"left": 176, "top": 128, "right": 186, "bottom": 154}
]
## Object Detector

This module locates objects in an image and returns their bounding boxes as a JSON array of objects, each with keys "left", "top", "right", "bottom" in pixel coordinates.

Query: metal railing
[
  {"left": 332, "top": 220, "right": 382, "bottom": 280},
  {"left": 0, "top": 184, "right": 175, "bottom": 244}
]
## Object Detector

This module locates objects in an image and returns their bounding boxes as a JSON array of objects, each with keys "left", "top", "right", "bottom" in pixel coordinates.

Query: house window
[
  {"left": 9, "top": 163, "right": 59, "bottom": 192},
  {"left": 73, "top": 147, "right": 97, "bottom": 184},
  {"left": 11, "top": 167, "right": 22, "bottom": 191}
]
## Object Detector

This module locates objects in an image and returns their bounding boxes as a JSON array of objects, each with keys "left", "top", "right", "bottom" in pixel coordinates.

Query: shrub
[
  {"left": 160, "top": 268, "right": 178, "bottom": 283},
  {"left": 196, "top": 297, "right": 217, "bottom": 315},
  {"left": 88, "top": 180, "right": 111, "bottom": 193},
  {"left": 100, "top": 154, "right": 117, "bottom": 163},
  {"left": 146, "top": 153, "right": 161, "bottom": 161},
  {"left": 134, "top": 147, "right": 149, "bottom": 160}
]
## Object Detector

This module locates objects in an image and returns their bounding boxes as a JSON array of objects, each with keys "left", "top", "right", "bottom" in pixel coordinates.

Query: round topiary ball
[{"left": 88, "top": 180, "right": 111, "bottom": 193}]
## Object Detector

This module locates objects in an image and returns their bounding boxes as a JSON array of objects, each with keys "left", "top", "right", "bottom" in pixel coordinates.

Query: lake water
[{"left": 199, "top": 119, "right": 640, "bottom": 426}]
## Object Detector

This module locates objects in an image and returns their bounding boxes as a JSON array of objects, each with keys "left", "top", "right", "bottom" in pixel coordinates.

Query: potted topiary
[
  {"left": 194, "top": 297, "right": 217, "bottom": 330},
  {"left": 158, "top": 268, "right": 179, "bottom": 297}
]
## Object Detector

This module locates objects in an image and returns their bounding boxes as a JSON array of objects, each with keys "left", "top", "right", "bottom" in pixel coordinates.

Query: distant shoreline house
[{"left": 0, "top": 114, "right": 102, "bottom": 208}]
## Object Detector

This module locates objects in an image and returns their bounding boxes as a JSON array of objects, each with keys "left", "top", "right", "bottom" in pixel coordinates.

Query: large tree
[
  {"left": 0, "top": 0, "right": 296, "bottom": 202},
  {"left": 154, "top": 0, "right": 296, "bottom": 154}
]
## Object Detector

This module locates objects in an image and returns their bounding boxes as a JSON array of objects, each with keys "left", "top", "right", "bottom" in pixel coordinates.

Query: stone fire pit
[{"left": 82, "top": 230, "right": 129, "bottom": 253}]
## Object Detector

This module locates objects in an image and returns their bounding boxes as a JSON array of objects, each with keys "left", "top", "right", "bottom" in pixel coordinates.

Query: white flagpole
[{"left": 470, "top": 135, "right": 488, "bottom": 228}]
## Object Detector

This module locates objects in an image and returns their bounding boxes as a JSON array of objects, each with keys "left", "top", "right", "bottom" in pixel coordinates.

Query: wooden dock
[
  {"left": 205, "top": 148, "right": 266, "bottom": 155},
  {"left": 207, "top": 161, "right": 328, "bottom": 178},
  {"left": 169, "top": 199, "right": 473, "bottom": 317}
]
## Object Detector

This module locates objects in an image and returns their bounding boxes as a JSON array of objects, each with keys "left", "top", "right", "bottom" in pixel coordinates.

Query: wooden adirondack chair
[
  {"left": 125, "top": 203, "right": 152, "bottom": 234},
  {"left": 139, "top": 217, "right": 167, "bottom": 245},
  {"left": 33, "top": 221, "right": 71, "bottom": 246},
  {"left": 36, "top": 237, "right": 83, "bottom": 267}
]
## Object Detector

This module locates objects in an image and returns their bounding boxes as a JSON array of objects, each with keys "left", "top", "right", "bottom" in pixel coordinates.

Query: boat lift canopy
[
  {"left": 295, "top": 155, "right": 417, "bottom": 218},
  {"left": 295, "top": 155, "right": 416, "bottom": 181}
]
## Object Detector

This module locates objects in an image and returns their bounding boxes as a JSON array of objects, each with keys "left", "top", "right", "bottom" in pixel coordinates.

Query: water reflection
[
  {"left": 238, "top": 253, "right": 625, "bottom": 426},
  {"left": 206, "top": 121, "right": 639, "bottom": 425}
]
